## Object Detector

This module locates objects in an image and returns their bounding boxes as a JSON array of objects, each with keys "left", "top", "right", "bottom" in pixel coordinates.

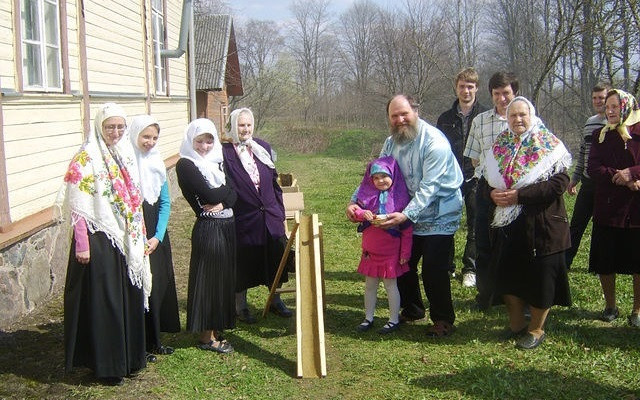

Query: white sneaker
[{"left": 462, "top": 272, "right": 476, "bottom": 287}]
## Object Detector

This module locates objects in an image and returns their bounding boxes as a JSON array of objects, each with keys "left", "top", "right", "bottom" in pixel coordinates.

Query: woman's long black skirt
[
  {"left": 589, "top": 224, "right": 640, "bottom": 275},
  {"left": 143, "top": 201, "right": 181, "bottom": 351},
  {"left": 64, "top": 231, "right": 146, "bottom": 378},
  {"left": 186, "top": 216, "right": 236, "bottom": 332},
  {"left": 236, "top": 234, "right": 289, "bottom": 291}
]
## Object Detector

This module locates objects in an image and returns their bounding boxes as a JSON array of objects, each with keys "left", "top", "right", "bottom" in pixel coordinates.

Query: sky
[{"left": 228, "top": 0, "right": 391, "bottom": 25}]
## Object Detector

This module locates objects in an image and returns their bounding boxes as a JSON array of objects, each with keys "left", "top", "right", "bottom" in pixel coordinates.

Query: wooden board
[{"left": 296, "top": 214, "right": 326, "bottom": 378}]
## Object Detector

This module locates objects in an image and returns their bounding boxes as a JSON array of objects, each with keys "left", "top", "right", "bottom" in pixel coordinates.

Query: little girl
[{"left": 351, "top": 156, "right": 412, "bottom": 334}]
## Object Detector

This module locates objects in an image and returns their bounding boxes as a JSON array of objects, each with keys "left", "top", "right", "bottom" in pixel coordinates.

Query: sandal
[
  {"left": 357, "top": 319, "right": 374, "bottom": 332},
  {"left": 426, "top": 320, "right": 456, "bottom": 337},
  {"left": 378, "top": 321, "right": 400, "bottom": 335},
  {"left": 197, "top": 340, "right": 234, "bottom": 354}
]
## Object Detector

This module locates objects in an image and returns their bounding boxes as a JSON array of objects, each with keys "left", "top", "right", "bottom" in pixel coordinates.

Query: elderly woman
[
  {"left": 57, "top": 103, "right": 151, "bottom": 385},
  {"left": 484, "top": 96, "right": 572, "bottom": 349},
  {"left": 587, "top": 89, "right": 640, "bottom": 327},
  {"left": 221, "top": 108, "right": 291, "bottom": 323},
  {"left": 129, "top": 115, "right": 180, "bottom": 359},
  {"left": 176, "top": 118, "right": 237, "bottom": 354}
]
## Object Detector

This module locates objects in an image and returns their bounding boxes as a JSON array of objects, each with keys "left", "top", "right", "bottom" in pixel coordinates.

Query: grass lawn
[{"left": 1, "top": 129, "right": 639, "bottom": 399}]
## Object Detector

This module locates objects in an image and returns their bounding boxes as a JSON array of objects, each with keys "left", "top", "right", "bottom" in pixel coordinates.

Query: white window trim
[
  {"left": 151, "top": 0, "right": 167, "bottom": 95},
  {"left": 21, "top": 0, "right": 62, "bottom": 92}
]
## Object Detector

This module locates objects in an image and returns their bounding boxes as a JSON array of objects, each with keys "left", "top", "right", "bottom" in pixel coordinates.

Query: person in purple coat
[{"left": 222, "top": 108, "right": 292, "bottom": 323}]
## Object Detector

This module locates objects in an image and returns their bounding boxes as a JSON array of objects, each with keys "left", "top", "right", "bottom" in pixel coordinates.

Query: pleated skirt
[
  {"left": 143, "top": 201, "right": 181, "bottom": 352},
  {"left": 186, "top": 216, "right": 237, "bottom": 332},
  {"left": 64, "top": 231, "right": 146, "bottom": 378}
]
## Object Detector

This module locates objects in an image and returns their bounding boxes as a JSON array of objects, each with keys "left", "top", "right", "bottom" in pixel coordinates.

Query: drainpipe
[
  {"left": 160, "top": 0, "right": 196, "bottom": 120},
  {"left": 160, "top": 0, "right": 191, "bottom": 58},
  {"left": 188, "top": 6, "right": 196, "bottom": 120}
]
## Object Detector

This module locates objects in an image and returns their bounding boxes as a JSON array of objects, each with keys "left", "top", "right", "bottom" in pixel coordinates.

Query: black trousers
[
  {"left": 565, "top": 177, "right": 594, "bottom": 268},
  {"left": 474, "top": 177, "right": 493, "bottom": 308},
  {"left": 398, "top": 234, "right": 455, "bottom": 324}
]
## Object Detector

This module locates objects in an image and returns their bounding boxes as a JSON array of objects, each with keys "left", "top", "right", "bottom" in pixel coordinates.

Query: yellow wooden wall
[{"left": 0, "top": 0, "right": 190, "bottom": 223}]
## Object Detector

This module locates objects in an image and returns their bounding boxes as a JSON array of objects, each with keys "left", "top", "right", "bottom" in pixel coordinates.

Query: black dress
[
  {"left": 175, "top": 158, "right": 238, "bottom": 332},
  {"left": 64, "top": 231, "right": 146, "bottom": 378},
  {"left": 143, "top": 200, "right": 180, "bottom": 352}
]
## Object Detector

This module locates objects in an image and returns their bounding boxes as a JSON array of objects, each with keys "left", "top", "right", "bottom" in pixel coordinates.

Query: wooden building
[
  {"left": 194, "top": 14, "right": 243, "bottom": 132},
  {"left": 0, "top": 0, "right": 243, "bottom": 328}
]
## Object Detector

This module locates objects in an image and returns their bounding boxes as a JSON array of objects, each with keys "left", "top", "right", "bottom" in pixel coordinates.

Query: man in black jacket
[{"left": 436, "top": 68, "right": 488, "bottom": 287}]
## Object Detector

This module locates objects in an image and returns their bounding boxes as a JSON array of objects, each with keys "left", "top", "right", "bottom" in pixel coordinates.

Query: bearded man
[{"left": 347, "top": 94, "right": 463, "bottom": 337}]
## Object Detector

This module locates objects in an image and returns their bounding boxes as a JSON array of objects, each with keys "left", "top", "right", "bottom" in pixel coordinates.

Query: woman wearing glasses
[{"left": 56, "top": 103, "right": 151, "bottom": 385}]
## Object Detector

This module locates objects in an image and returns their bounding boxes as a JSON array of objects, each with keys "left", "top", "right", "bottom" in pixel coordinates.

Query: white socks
[{"left": 363, "top": 276, "right": 400, "bottom": 324}]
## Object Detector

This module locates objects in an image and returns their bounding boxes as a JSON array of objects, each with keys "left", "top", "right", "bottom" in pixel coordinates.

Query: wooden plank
[{"left": 296, "top": 214, "right": 327, "bottom": 378}]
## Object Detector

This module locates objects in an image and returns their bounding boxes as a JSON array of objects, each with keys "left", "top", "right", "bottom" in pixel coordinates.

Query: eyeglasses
[{"left": 103, "top": 124, "right": 126, "bottom": 133}]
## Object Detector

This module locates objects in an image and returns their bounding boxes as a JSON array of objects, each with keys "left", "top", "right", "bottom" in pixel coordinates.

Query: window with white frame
[
  {"left": 20, "top": 0, "right": 62, "bottom": 91},
  {"left": 151, "top": 0, "right": 167, "bottom": 94}
]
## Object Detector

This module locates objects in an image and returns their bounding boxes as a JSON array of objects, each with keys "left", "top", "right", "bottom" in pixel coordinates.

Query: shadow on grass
[
  {"left": 0, "top": 322, "right": 103, "bottom": 396},
  {"left": 227, "top": 334, "right": 297, "bottom": 376},
  {"left": 413, "top": 365, "right": 638, "bottom": 399}
]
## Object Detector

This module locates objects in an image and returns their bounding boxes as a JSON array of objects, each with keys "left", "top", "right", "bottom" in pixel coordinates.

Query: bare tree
[
  {"left": 288, "top": 0, "right": 332, "bottom": 120},
  {"left": 234, "top": 20, "right": 290, "bottom": 131}
]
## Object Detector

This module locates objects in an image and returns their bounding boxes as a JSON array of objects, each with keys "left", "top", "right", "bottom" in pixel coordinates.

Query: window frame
[
  {"left": 20, "top": 0, "right": 63, "bottom": 92},
  {"left": 151, "top": 0, "right": 168, "bottom": 95}
]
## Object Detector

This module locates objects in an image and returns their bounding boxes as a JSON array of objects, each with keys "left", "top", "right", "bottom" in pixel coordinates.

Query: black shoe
[
  {"left": 516, "top": 332, "right": 545, "bottom": 350},
  {"left": 151, "top": 345, "right": 174, "bottom": 355},
  {"left": 270, "top": 301, "right": 293, "bottom": 318},
  {"left": 399, "top": 308, "right": 425, "bottom": 323},
  {"left": 237, "top": 308, "right": 257, "bottom": 324},
  {"left": 601, "top": 307, "right": 619, "bottom": 322},
  {"left": 146, "top": 352, "right": 157, "bottom": 363},
  {"left": 101, "top": 376, "right": 124, "bottom": 386},
  {"left": 357, "top": 319, "right": 374, "bottom": 332},
  {"left": 500, "top": 325, "right": 528, "bottom": 341},
  {"left": 378, "top": 321, "right": 400, "bottom": 335},
  {"left": 197, "top": 340, "right": 234, "bottom": 354}
]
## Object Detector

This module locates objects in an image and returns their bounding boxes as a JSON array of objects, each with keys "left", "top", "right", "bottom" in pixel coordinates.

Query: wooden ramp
[
  {"left": 263, "top": 212, "right": 326, "bottom": 378},
  {"left": 295, "top": 214, "right": 326, "bottom": 378}
]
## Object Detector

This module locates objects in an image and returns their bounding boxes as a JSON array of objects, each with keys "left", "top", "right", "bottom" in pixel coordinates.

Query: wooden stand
[{"left": 263, "top": 212, "right": 326, "bottom": 378}]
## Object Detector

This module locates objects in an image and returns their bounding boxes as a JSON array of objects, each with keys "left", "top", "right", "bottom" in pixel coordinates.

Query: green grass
[{"left": 1, "top": 128, "right": 639, "bottom": 399}]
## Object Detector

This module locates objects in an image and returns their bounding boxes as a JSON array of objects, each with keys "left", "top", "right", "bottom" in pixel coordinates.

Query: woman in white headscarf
[
  {"left": 175, "top": 118, "right": 237, "bottom": 354},
  {"left": 221, "top": 108, "right": 291, "bottom": 323},
  {"left": 483, "top": 96, "right": 572, "bottom": 350},
  {"left": 128, "top": 115, "right": 180, "bottom": 359},
  {"left": 57, "top": 103, "right": 151, "bottom": 385}
]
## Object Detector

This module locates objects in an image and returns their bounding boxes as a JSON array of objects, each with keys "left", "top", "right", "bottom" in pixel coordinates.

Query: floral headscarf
[
  {"left": 129, "top": 115, "right": 166, "bottom": 205},
  {"left": 55, "top": 103, "right": 152, "bottom": 307},
  {"left": 225, "top": 108, "right": 275, "bottom": 169},
  {"left": 598, "top": 89, "right": 640, "bottom": 143},
  {"left": 485, "top": 97, "right": 572, "bottom": 227},
  {"left": 179, "top": 118, "right": 226, "bottom": 188}
]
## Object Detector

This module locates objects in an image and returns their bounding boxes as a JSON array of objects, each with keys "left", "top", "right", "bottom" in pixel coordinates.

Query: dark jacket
[
  {"left": 437, "top": 99, "right": 488, "bottom": 180},
  {"left": 222, "top": 138, "right": 286, "bottom": 246},
  {"left": 484, "top": 172, "right": 571, "bottom": 258},
  {"left": 587, "top": 123, "right": 640, "bottom": 228}
]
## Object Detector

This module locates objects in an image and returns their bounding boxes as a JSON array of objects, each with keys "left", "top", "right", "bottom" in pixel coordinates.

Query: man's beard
[{"left": 391, "top": 122, "right": 418, "bottom": 143}]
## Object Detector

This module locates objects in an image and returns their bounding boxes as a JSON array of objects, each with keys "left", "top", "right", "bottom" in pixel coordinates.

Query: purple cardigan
[
  {"left": 222, "top": 138, "right": 286, "bottom": 246},
  {"left": 587, "top": 123, "right": 640, "bottom": 228}
]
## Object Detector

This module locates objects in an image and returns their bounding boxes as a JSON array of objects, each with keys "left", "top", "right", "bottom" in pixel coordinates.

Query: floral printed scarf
[
  {"left": 598, "top": 89, "right": 640, "bottom": 144},
  {"left": 485, "top": 97, "right": 572, "bottom": 227},
  {"left": 55, "top": 103, "right": 152, "bottom": 308}
]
